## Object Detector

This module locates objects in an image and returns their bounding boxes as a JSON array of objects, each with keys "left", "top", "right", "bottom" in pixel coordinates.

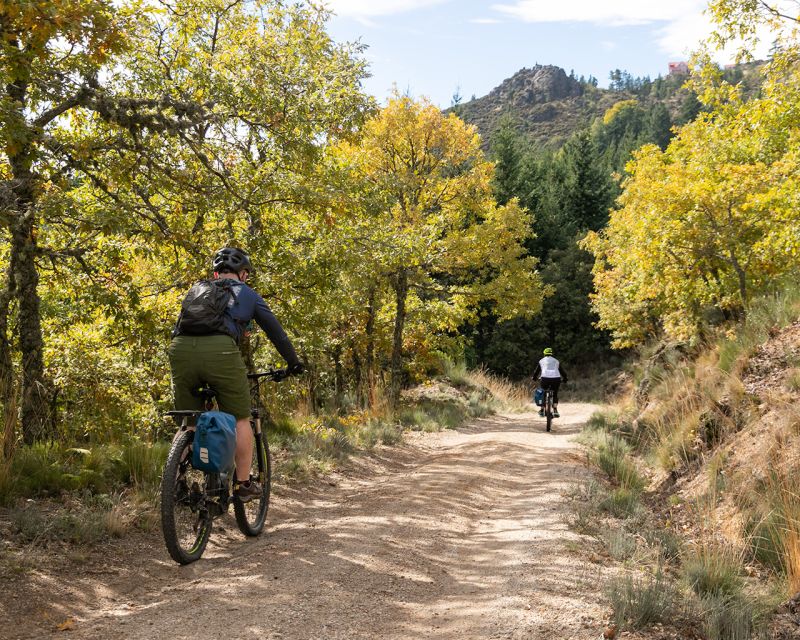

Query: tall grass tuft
[
  {"left": 683, "top": 543, "right": 744, "bottom": 599},
  {"left": 607, "top": 568, "right": 676, "bottom": 630},
  {"left": 441, "top": 357, "right": 471, "bottom": 388},
  {"left": 755, "top": 469, "right": 800, "bottom": 592},
  {"left": 119, "top": 439, "right": 169, "bottom": 489},
  {"left": 590, "top": 433, "right": 645, "bottom": 492},
  {"left": 700, "top": 594, "right": 761, "bottom": 640}
]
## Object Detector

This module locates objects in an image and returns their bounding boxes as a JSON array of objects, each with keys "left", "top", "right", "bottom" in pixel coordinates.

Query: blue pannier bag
[
  {"left": 533, "top": 387, "right": 544, "bottom": 406},
  {"left": 192, "top": 411, "right": 237, "bottom": 473}
]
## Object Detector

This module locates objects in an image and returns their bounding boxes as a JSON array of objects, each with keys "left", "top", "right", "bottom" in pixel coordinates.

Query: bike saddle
[{"left": 191, "top": 384, "right": 218, "bottom": 402}]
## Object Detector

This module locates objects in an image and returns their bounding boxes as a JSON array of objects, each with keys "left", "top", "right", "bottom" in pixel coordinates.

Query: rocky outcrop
[{"left": 487, "top": 65, "right": 583, "bottom": 106}]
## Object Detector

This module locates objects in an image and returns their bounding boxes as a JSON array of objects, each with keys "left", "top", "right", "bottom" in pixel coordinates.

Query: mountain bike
[{"left": 160, "top": 368, "right": 289, "bottom": 565}]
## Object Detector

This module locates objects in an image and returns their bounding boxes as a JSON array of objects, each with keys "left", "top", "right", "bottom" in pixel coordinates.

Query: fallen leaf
[{"left": 57, "top": 618, "right": 75, "bottom": 632}]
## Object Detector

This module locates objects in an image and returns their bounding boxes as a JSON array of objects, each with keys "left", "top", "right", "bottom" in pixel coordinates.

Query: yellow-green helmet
[{"left": 543, "top": 347, "right": 553, "bottom": 356}]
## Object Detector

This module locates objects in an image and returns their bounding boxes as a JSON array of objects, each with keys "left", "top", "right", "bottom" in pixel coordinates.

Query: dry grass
[
  {"left": 759, "top": 468, "right": 800, "bottom": 593},
  {"left": 785, "top": 368, "right": 800, "bottom": 392},
  {"left": 465, "top": 367, "right": 530, "bottom": 411}
]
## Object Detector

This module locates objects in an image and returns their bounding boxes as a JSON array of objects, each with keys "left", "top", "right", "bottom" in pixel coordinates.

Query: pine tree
[
  {"left": 491, "top": 117, "right": 523, "bottom": 206},
  {"left": 647, "top": 103, "right": 673, "bottom": 149}
]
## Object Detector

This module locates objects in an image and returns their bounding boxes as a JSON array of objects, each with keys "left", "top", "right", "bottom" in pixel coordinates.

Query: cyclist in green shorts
[{"left": 169, "top": 248, "right": 303, "bottom": 501}]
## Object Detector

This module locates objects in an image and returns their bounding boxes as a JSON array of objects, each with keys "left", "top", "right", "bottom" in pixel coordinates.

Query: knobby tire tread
[
  {"left": 161, "top": 430, "right": 212, "bottom": 564},
  {"left": 233, "top": 429, "right": 271, "bottom": 537}
]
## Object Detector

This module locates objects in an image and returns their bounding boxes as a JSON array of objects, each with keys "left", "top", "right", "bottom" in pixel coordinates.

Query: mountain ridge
[{"left": 455, "top": 62, "right": 761, "bottom": 148}]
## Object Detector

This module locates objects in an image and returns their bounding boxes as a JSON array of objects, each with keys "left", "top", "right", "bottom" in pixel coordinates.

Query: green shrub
[
  {"left": 441, "top": 357, "right": 470, "bottom": 387},
  {"left": 747, "top": 512, "right": 786, "bottom": 572},
  {"left": 359, "top": 419, "right": 403, "bottom": 447},
  {"left": 607, "top": 568, "right": 676, "bottom": 630},
  {"left": 700, "top": 594, "right": 760, "bottom": 640},
  {"left": 644, "top": 527, "right": 682, "bottom": 564},
  {"left": 466, "top": 390, "right": 495, "bottom": 418},
  {"left": 10, "top": 503, "right": 114, "bottom": 546},
  {"left": 566, "top": 480, "right": 604, "bottom": 535},
  {"left": 399, "top": 408, "right": 436, "bottom": 431},
  {"left": 600, "top": 488, "right": 642, "bottom": 519},
  {"left": 119, "top": 439, "right": 169, "bottom": 489},
  {"left": 268, "top": 415, "right": 301, "bottom": 447},
  {"left": 604, "top": 529, "right": 638, "bottom": 561},
  {"left": 586, "top": 410, "right": 619, "bottom": 432},
  {"left": 592, "top": 435, "right": 645, "bottom": 492}
]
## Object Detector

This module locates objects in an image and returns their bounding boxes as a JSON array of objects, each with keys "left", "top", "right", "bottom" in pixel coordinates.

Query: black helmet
[{"left": 212, "top": 247, "right": 253, "bottom": 274}]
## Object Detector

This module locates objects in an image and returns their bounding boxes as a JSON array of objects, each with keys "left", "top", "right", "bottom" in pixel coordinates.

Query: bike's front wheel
[
  {"left": 161, "top": 430, "right": 213, "bottom": 564},
  {"left": 233, "top": 427, "right": 271, "bottom": 536}
]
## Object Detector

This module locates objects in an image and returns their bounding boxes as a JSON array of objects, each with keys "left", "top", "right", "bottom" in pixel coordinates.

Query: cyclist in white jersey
[{"left": 533, "top": 348, "right": 568, "bottom": 418}]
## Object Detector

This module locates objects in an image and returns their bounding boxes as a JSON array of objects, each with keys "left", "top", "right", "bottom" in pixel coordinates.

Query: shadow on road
[{"left": 5, "top": 405, "right": 604, "bottom": 640}]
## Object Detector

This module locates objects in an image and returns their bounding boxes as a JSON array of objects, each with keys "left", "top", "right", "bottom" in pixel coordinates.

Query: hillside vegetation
[
  {"left": 455, "top": 62, "right": 763, "bottom": 150},
  {"left": 578, "top": 289, "right": 800, "bottom": 638},
  {"left": 570, "top": 4, "right": 800, "bottom": 637}
]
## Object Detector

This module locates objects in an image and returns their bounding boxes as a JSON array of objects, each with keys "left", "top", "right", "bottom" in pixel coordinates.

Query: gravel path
[{"left": 5, "top": 403, "right": 608, "bottom": 639}]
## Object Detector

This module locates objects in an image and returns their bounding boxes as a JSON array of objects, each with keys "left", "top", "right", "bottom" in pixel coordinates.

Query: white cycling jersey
[{"left": 539, "top": 356, "right": 561, "bottom": 379}]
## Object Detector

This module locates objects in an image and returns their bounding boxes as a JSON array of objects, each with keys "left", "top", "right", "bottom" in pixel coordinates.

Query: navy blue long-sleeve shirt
[
  {"left": 222, "top": 280, "right": 299, "bottom": 367},
  {"left": 175, "top": 277, "right": 300, "bottom": 367}
]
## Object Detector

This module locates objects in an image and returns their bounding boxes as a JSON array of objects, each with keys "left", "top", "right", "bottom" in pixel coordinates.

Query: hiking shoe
[
  {"left": 539, "top": 409, "right": 544, "bottom": 417},
  {"left": 554, "top": 410, "right": 560, "bottom": 418},
  {"left": 234, "top": 478, "right": 262, "bottom": 503}
]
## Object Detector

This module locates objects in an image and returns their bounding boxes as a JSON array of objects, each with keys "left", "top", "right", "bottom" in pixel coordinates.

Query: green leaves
[{"left": 585, "top": 58, "right": 800, "bottom": 347}]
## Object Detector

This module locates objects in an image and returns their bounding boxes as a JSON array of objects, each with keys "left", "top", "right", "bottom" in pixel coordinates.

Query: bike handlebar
[{"left": 247, "top": 368, "right": 299, "bottom": 382}]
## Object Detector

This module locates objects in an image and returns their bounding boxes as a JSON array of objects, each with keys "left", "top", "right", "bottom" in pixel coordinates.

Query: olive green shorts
[{"left": 168, "top": 335, "right": 251, "bottom": 419}]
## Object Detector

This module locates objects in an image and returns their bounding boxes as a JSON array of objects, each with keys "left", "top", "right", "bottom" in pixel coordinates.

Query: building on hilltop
[{"left": 668, "top": 61, "right": 689, "bottom": 76}]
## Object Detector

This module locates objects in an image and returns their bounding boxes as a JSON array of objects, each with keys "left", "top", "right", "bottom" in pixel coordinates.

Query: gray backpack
[{"left": 175, "top": 279, "right": 234, "bottom": 337}]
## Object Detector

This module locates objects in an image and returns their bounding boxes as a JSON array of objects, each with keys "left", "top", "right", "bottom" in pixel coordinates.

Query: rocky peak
[{"left": 487, "top": 65, "right": 583, "bottom": 106}]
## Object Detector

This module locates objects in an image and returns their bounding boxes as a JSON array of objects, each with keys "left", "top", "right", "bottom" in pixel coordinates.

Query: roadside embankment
[{"left": 571, "top": 295, "right": 800, "bottom": 639}]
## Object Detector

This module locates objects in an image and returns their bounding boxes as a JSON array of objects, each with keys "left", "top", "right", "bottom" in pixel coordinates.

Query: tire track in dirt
[{"left": 4, "top": 403, "right": 609, "bottom": 640}]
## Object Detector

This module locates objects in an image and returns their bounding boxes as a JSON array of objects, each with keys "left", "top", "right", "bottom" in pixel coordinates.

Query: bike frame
[{"left": 164, "top": 371, "right": 281, "bottom": 521}]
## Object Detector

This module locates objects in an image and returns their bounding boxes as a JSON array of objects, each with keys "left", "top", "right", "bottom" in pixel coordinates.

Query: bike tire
[
  {"left": 233, "top": 428, "right": 271, "bottom": 537},
  {"left": 161, "top": 430, "right": 213, "bottom": 564},
  {"left": 546, "top": 394, "right": 553, "bottom": 433}
]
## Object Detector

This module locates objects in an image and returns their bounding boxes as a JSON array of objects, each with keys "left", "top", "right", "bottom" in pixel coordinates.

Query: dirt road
[{"left": 7, "top": 403, "right": 609, "bottom": 639}]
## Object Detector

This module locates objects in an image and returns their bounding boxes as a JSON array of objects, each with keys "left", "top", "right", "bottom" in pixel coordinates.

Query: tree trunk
[
  {"left": 364, "top": 288, "right": 376, "bottom": 408},
  {"left": 10, "top": 207, "right": 51, "bottom": 444},
  {"left": 332, "top": 345, "right": 344, "bottom": 411},
  {"left": 351, "top": 340, "right": 363, "bottom": 409},
  {"left": 238, "top": 332, "right": 256, "bottom": 373},
  {"left": 0, "top": 265, "right": 17, "bottom": 458},
  {"left": 728, "top": 249, "right": 748, "bottom": 308},
  {"left": 389, "top": 272, "right": 408, "bottom": 410},
  {"left": 7, "top": 72, "right": 52, "bottom": 443}
]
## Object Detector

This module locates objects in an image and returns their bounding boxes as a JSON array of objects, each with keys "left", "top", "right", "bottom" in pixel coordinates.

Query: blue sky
[{"left": 325, "top": 0, "right": 723, "bottom": 106}]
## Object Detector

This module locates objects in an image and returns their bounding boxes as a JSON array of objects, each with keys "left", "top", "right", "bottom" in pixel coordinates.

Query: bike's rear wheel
[
  {"left": 546, "top": 393, "right": 553, "bottom": 432},
  {"left": 233, "top": 427, "right": 271, "bottom": 536},
  {"left": 161, "top": 430, "right": 213, "bottom": 564}
]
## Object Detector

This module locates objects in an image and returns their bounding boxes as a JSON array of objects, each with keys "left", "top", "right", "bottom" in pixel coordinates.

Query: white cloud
[
  {"left": 600, "top": 40, "right": 618, "bottom": 51},
  {"left": 491, "top": 0, "right": 706, "bottom": 27},
  {"left": 326, "top": 0, "right": 451, "bottom": 18},
  {"left": 656, "top": 9, "right": 774, "bottom": 59},
  {"left": 470, "top": 17, "right": 502, "bottom": 24},
  {"left": 656, "top": 11, "right": 712, "bottom": 58},
  {"left": 489, "top": 0, "right": 776, "bottom": 59}
]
